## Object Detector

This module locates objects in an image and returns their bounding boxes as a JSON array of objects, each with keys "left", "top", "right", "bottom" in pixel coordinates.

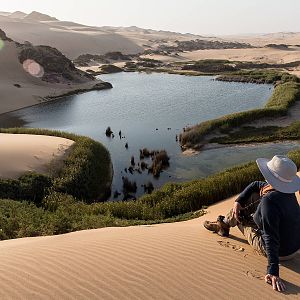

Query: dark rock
[
  {"left": 104, "top": 51, "right": 132, "bottom": 61},
  {"left": 13, "top": 83, "right": 21, "bottom": 88},
  {"left": 0, "top": 28, "right": 12, "bottom": 42},
  {"left": 18, "top": 43, "right": 91, "bottom": 82},
  {"left": 100, "top": 64, "right": 123, "bottom": 74}
]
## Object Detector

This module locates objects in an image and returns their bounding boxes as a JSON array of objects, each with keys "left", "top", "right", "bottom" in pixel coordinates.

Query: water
[{"left": 11, "top": 72, "right": 296, "bottom": 200}]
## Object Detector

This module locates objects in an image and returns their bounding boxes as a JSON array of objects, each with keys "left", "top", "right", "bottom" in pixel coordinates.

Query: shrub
[
  {"left": 0, "top": 173, "right": 51, "bottom": 205},
  {"left": 0, "top": 128, "right": 112, "bottom": 202}
]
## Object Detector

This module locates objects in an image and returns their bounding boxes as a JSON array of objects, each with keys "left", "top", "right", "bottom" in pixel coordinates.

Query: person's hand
[
  {"left": 233, "top": 202, "right": 243, "bottom": 222},
  {"left": 265, "top": 274, "right": 286, "bottom": 292}
]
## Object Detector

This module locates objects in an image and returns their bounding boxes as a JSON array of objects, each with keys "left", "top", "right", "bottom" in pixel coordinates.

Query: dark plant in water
[
  {"left": 122, "top": 177, "right": 137, "bottom": 194},
  {"left": 140, "top": 161, "right": 148, "bottom": 170},
  {"left": 149, "top": 150, "right": 170, "bottom": 178},
  {"left": 105, "top": 126, "right": 113, "bottom": 137},
  {"left": 128, "top": 166, "right": 134, "bottom": 174},
  {"left": 113, "top": 190, "right": 121, "bottom": 199},
  {"left": 130, "top": 156, "right": 135, "bottom": 166},
  {"left": 140, "top": 148, "right": 151, "bottom": 158},
  {"left": 143, "top": 181, "right": 154, "bottom": 194}
]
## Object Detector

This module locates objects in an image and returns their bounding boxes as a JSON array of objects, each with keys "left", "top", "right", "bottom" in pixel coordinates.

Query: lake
[{"left": 11, "top": 72, "right": 299, "bottom": 200}]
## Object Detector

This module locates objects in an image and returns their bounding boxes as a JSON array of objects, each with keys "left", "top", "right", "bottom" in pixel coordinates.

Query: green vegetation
[
  {"left": 211, "top": 121, "right": 300, "bottom": 144},
  {"left": 180, "top": 72, "right": 300, "bottom": 149},
  {"left": 1, "top": 69, "right": 300, "bottom": 241},
  {"left": 217, "top": 69, "right": 300, "bottom": 84},
  {"left": 0, "top": 124, "right": 300, "bottom": 239},
  {"left": 1, "top": 147, "right": 300, "bottom": 240},
  {"left": 0, "top": 128, "right": 112, "bottom": 203}
]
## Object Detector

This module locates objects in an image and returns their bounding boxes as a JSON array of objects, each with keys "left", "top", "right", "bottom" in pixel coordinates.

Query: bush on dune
[
  {"left": 0, "top": 128, "right": 112, "bottom": 203},
  {"left": 1, "top": 147, "right": 300, "bottom": 240}
]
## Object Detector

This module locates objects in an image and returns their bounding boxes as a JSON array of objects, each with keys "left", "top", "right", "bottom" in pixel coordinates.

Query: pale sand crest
[
  {"left": 0, "top": 133, "right": 74, "bottom": 179},
  {"left": 0, "top": 194, "right": 299, "bottom": 299}
]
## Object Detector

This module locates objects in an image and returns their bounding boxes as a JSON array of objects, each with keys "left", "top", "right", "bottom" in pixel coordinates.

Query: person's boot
[{"left": 203, "top": 215, "right": 230, "bottom": 237}]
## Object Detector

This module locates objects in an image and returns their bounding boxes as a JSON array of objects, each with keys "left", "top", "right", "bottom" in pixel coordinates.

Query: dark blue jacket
[{"left": 236, "top": 181, "right": 300, "bottom": 276}]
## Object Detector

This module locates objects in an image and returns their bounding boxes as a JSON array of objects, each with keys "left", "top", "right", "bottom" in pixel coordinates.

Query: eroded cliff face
[
  {"left": 0, "top": 28, "right": 12, "bottom": 41},
  {"left": 18, "top": 43, "right": 95, "bottom": 83},
  {"left": 1, "top": 27, "right": 94, "bottom": 83}
]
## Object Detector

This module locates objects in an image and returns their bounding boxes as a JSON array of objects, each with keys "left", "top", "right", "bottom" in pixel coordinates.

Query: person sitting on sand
[{"left": 204, "top": 155, "right": 300, "bottom": 292}]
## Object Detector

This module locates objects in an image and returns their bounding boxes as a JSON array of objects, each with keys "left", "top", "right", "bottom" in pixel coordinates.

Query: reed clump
[{"left": 180, "top": 72, "right": 300, "bottom": 149}]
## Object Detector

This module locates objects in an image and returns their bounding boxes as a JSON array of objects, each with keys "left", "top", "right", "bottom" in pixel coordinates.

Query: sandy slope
[
  {"left": 0, "top": 41, "right": 102, "bottom": 114},
  {"left": 181, "top": 47, "right": 300, "bottom": 64},
  {"left": 222, "top": 32, "right": 300, "bottom": 48},
  {"left": 0, "top": 15, "right": 143, "bottom": 58},
  {"left": 0, "top": 194, "right": 299, "bottom": 299},
  {"left": 0, "top": 134, "right": 74, "bottom": 179}
]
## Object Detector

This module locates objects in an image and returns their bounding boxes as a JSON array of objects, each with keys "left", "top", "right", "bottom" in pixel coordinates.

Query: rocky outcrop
[
  {"left": 73, "top": 54, "right": 109, "bottom": 67},
  {"left": 18, "top": 44, "right": 93, "bottom": 82},
  {"left": 265, "top": 44, "right": 289, "bottom": 50},
  {"left": 0, "top": 28, "right": 12, "bottom": 41},
  {"left": 157, "top": 39, "right": 253, "bottom": 53},
  {"left": 73, "top": 52, "right": 133, "bottom": 67},
  {"left": 100, "top": 64, "right": 123, "bottom": 74},
  {"left": 182, "top": 60, "right": 236, "bottom": 73}
]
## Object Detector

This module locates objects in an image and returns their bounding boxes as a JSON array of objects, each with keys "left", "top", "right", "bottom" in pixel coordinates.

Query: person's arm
[
  {"left": 235, "top": 181, "right": 267, "bottom": 206},
  {"left": 260, "top": 195, "right": 280, "bottom": 276},
  {"left": 260, "top": 196, "right": 285, "bottom": 292}
]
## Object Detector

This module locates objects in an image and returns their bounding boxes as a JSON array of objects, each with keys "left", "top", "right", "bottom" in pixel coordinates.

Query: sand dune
[
  {"left": 181, "top": 47, "right": 300, "bottom": 64},
  {"left": 0, "top": 134, "right": 74, "bottom": 179},
  {"left": 0, "top": 194, "right": 299, "bottom": 299},
  {"left": 0, "top": 15, "right": 143, "bottom": 58},
  {"left": 222, "top": 32, "right": 300, "bottom": 47}
]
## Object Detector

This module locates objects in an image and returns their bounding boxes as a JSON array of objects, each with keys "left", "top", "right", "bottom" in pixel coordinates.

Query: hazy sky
[{"left": 1, "top": 0, "right": 300, "bottom": 35}]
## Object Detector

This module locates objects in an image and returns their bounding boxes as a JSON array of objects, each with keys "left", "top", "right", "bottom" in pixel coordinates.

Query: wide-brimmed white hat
[{"left": 256, "top": 155, "right": 300, "bottom": 193}]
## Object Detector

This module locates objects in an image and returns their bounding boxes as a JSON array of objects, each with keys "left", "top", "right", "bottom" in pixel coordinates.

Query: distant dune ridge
[
  {"left": 0, "top": 10, "right": 216, "bottom": 59},
  {"left": 0, "top": 11, "right": 144, "bottom": 58},
  {"left": 1, "top": 10, "right": 300, "bottom": 77}
]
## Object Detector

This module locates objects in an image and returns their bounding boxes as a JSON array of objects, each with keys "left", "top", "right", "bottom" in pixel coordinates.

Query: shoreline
[{"left": 0, "top": 81, "right": 113, "bottom": 128}]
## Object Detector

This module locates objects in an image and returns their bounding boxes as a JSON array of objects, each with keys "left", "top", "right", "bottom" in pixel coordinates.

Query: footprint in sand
[
  {"left": 217, "top": 240, "right": 245, "bottom": 252},
  {"left": 244, "top": 270, "right": 264, "bottom": 280}
]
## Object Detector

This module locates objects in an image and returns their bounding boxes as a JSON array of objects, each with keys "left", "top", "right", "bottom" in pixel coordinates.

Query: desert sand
[
  {"left": 181, "top": 47, "right": 300, "bottom": 64},
  {"left": 0, "top": 193, "right": 299, "bottom": 299},
  {"left": 0, "top": 14, "right": 143, "bottom": 58},
  {"left": 0, "top": 133, "right": 74, "bottom": 179}
]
